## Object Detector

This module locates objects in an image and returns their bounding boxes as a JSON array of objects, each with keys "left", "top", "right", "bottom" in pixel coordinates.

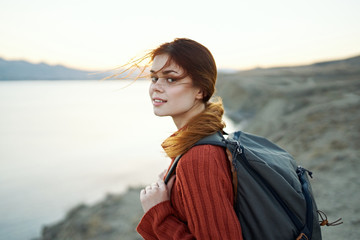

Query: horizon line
[{"left": 1, "top": 52, "right": 359, "bottom": 73}]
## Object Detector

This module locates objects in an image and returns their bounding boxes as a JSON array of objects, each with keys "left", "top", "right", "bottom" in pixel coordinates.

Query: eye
[
  {"left": 151, "top": 76, "right": 158, "bottom": 82},
  {"left": 166, "top": 78, "right": 176, "bottom": 83}
]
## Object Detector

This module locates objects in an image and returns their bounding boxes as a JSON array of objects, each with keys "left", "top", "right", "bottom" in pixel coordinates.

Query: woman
[{"left": 136, "top": 38, "right": 243, "bottom": 239}]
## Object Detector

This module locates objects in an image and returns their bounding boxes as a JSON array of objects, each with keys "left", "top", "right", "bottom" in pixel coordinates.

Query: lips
[{"left": 152, "top": 97, "right": 167, "bottom": 106}]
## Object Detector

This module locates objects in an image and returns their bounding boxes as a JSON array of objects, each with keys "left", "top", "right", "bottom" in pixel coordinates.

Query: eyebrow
[{"left": 150, "top": 69, "right": 179, "bottom": 75}]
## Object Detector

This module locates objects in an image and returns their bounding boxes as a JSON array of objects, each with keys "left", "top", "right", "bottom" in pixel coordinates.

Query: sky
[{"left": 0, "top": 0, "right": 359, "bottom": 71}]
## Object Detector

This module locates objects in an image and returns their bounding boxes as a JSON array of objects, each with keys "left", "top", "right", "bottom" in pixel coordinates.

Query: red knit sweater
[{"left": 136, "top": 144, "right": 243, "bottom": 239}]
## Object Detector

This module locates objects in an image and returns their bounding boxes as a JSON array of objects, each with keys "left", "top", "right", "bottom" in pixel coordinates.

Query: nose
[{"left": 150, "top": 80, "right": 164, "bottom": 92}]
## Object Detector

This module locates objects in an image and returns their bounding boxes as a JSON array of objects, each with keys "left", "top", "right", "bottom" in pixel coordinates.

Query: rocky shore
[
  {"left": 36, "top": 55, "right": 360, "bottom": 239},
  {"left": 37, "top": 187, "right": 144, "bottom": 240}
]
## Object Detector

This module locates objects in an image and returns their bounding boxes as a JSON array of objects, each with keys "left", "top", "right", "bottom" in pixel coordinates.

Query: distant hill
[
  {"left": 0, "top": 58, "right": 109, "bottom": 80},
  {"left": 226, "top": 54, "right": 360, "bottom": 78},
  {"left": 1, "top": 54, "right": 359, "bottom": 81},
  {"left": 217, "top": 54, "right": 360, "bottom": 121}
]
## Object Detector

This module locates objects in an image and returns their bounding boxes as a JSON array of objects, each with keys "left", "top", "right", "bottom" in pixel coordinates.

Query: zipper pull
[
  {"left": 236, "top": 141, "right": 242, "bottom": 155},
  {"left": 296, "top": 166, "right": 313, "bottom": 178}
]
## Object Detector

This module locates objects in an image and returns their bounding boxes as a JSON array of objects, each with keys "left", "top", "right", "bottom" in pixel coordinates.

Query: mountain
[{"left": 0, "top": 58, "right": 108, "bottom": 80}]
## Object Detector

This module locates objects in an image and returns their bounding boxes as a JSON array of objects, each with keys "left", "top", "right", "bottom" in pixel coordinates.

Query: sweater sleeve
[
  {"left": 137, "top": 200, "right": 195, "bottom": 240},
  {"left": 137, "top": 145, "right": 243, "bottom": 240}
]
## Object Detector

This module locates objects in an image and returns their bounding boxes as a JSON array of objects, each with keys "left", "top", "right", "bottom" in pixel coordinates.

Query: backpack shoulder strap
[
  {"left": 164, "top": 131, "right": 226, "bottom": 184},
  {"left": 164, "top": 154, "right": 182, "bottom": 184},
  {"left": 193, "top": 131, "right": 227, "bottom": 147}
]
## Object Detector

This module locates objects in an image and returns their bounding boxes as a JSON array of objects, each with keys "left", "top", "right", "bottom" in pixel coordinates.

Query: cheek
[
  {"left": 149, "top": 84, "right": 153, "bottom": 97},
  {"left": 170, "top": 88, "right": 195, "bottom": 103},
  {"left": 167, "top": 88, "right": 183, "bottom": 99}
]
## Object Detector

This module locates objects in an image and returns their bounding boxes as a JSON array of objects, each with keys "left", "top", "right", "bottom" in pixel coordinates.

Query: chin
[{"left": 153, "top": 111, "right": 168, "bottom": 117}]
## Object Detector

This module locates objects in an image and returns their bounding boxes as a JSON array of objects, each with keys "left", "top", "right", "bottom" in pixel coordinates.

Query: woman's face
[{"left": 149, "top": 54, "right": 204, "bottom": 129}]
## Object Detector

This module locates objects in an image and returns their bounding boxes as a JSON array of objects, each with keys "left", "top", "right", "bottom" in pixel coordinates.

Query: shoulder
[
  {"left": 184, "top": 144, "right": 225, "bottom": 159},
  {"left": 177, "top": 144, "right": 228, "bottom": 173},
  {"left": 174, "top": 144, "right": 233, "bottom": 198}
]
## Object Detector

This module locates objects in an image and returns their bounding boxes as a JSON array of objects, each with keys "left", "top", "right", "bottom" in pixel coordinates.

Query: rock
[{"left": 39, "top": 187, "right": 144, "bottom": 240}]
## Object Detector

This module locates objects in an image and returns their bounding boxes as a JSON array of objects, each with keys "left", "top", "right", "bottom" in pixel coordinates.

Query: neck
[
  {"left": 161, "top": 99, "right": 225, "bottom": 158},
  {"left": 172, "top": 101, "right": 206, "bottom": 129}
]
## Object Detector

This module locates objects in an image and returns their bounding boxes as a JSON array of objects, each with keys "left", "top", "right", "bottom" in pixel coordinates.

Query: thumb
[{"left": 158, "top": 169, "right": 167, "bottom": 180}]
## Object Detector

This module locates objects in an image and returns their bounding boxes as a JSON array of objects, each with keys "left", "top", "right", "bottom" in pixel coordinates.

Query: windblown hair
[{"left": 105, "top": 38, "right": 217, "bottom": 103}]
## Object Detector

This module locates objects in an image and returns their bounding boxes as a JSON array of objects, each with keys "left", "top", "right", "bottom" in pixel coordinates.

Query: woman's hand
[{"left": 140, "top": 171, "right": 176, "bottom": 213}]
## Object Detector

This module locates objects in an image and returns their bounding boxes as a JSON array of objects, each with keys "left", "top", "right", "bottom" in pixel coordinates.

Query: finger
[
  {"left": 157, "top": 179, "right": 166, "bottom": 190},
  {"left": 140, "top": 189, "right": 146, "bottom": 202},
  {"left": 151, "top": 182, "right": 159, "bottom": 188},
  {"left": 145, "top": 185, "right": 151, "bottom": 192}
]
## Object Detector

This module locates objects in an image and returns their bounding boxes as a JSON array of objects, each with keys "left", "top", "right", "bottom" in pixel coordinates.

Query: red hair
[
  {"left": 151, "top": 39, "right": 225, "bottom": 157},
  {"left": 162, "top": 99, "right": 226, "bottom": 158}
]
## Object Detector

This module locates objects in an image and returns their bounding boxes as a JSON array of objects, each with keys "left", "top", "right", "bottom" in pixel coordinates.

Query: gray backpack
[{"left": 165, "top": 131, "right": 322, "bottom": 240}]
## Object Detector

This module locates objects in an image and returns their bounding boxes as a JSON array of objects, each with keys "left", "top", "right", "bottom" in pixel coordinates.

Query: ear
[{"left": 195, "top": 88, "right": 205, "bottom": 100}]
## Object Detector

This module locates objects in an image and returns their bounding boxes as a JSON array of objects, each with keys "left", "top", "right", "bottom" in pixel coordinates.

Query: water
[{"left": 0, "top": 80, "right": 235, "bottom": 240}]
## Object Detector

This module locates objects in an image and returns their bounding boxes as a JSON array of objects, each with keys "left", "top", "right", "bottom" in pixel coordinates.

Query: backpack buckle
[
  {"left": 235, "top": 141, "right": 242, "bottom": 154},
  {"left": 296, "top": 233, "right": 309, "bottom": 240}
]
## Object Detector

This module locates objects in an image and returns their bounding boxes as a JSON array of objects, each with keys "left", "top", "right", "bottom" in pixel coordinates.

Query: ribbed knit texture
[{"left": 137, "top": 145, "right": 243, "bottom": 239}]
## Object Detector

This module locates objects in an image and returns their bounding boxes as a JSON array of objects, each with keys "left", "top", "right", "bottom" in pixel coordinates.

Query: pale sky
[{"left": 0, "top": 0, "right": 359, "bottom": 71}]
